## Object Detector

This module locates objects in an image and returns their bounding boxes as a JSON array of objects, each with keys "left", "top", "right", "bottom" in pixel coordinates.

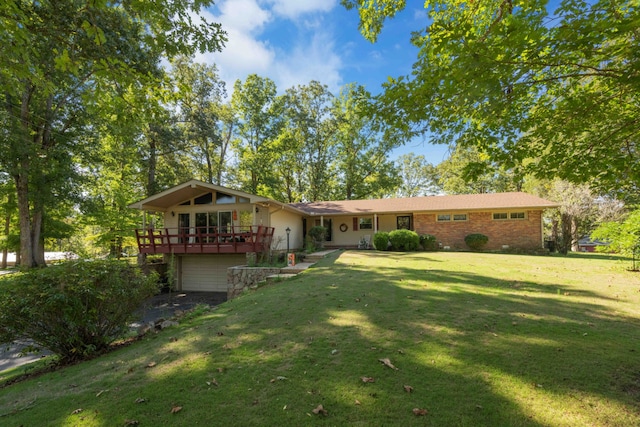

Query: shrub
[
  {"left": 465, "top": 233, "right": 489, "bottom": 251},
  {"left": 389, "top": 229, "right": 420, "bottom": 251},
  {"left": 373, "top": 232, "right": 390, "bottom": 251},
  {"left": 0, "top": 260, "right": 159, "bottom": 363},
  {"left": 420, "top": 234, "right": 438, "bottom": 251},
  {"left": 308, "top": 226, "right": 327, "bottom": 246}
]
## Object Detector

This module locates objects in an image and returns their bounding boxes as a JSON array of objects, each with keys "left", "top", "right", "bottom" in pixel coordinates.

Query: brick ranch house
[{"left": 129, "top": 180, "right": 557, "bottom": 292}]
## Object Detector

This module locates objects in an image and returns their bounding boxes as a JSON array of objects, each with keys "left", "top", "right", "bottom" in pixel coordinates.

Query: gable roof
[
  {"left": 128, "top": 180, "right": 307, "bottom": 213},
  {"left": 290, "top": 192, "right": 558, "bottom": 216}
]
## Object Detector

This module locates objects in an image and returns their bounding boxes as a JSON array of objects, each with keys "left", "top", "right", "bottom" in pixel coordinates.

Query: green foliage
[
  {"left": 0, "top": 260, "right": 159, "bottom": 363},
  {"left": 373, "top": 231, "right": 390, "bottom": 251},
  {"left": 388, "top": 229, "right": 420, "bottom": 251},
  {"left": 395, "top": 153, "right": 439, "bottom": 197},
  {"left": 308, "top": 226, "right": 327, "bottom": 244},
  {"left": 343, "top": 0, "right": 640, "bottom": 201},
  {"left": 465, "top": 233, "right": 489, "bottom": 251},
  {"left": 420, "top": 234, "right": 438, "bottom": 251},
  {"left": 591, "top": 210, "right": 640, "bottom": 255}
]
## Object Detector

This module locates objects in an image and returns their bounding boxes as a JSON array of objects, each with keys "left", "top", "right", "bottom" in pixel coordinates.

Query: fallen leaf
[
  {"left": 135, "top": 398, "right": 146, "bottom": 404},
  {"left": 72, "top": 408, "right": 83, "bottom": 415},
  {"left": 361, "top": 376, "right": 375, "bottom": 383},
  {"left": 146, "top": 362, "right": 157, "bottom": 368},
  {"left": 378, "top": 358, "right": 399, "bottom": 370},
  {"left": 413, "top": 408, "right": 428, "bottom": 416},
  {"left": 312, "top": 404, "right": 328, "bottom": 415},
  {"left": 403, "top": 385, "right": 414, "bottom": 393},
  {"left": 217, "top": 367, "right": 224, "bottom": 373},
  {"left": 207, "top": 379, "right": 219, "bottom": 386},
  {"left": 124, "top": 420, "right": 140, "bottom": 426},
  {"left": 217, "top": 331, "right": 224, "bottom": 336},
  {"left": 171, "top": 406, "right": 183, "bottom": 414},
  {"left": 96, "top": 389, "right": 108, "bottom": 397},
  {"left": 354, "top": 399, "right": 361, "bottom": 405},
  {"left": 270, "top": 378, "right": 276, "bottom": 383}
]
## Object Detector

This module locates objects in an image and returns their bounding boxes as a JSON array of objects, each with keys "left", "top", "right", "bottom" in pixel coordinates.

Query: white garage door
[{"left": 180, "top": 255, "right": 246, "bottom": 292}]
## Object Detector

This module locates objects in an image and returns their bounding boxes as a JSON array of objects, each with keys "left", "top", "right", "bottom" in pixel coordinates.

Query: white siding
[{"left": 179, "top": 254, "right": 245, "bottom": 292}]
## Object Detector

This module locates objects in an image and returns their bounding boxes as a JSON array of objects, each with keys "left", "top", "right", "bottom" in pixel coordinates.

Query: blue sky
[{"left": 194, "top": 0, "right": 451, "bottom": 164}]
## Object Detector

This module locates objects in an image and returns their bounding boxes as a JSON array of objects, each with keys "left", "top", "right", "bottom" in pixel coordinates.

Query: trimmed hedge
[
  {"left": 420, "top": 234, "right": 438, "bottom": 251},
  {"left": 0, "top": 260, "right": 159, "bottom": 363},
  {"left": 373, "top": 232, "right": 390, "bottom": 251},
  {"left": 465, "top": 233, "right": 489, "bottom": 251},
  {"left": 389, "top": 229, "right": 420, "bottom": 251}
]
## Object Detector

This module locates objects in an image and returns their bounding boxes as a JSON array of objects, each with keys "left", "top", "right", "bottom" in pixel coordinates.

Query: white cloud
[
  {"left": 265, "top": 0, "right": 337, "bottom": 19},
  {"left": 272, "top": 31, "right": 343, "bottom": 92},
  {"left": 193, "top": 0, "right": 343, "bottom": 95}
]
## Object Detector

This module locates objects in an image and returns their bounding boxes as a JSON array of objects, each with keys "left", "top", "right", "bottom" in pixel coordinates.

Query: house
[
  {"left": 129, "top": 180, "right": 557, "bottom": 292},
  {"left": 577, "top": 237, "right": 610, "bottom": 253}
]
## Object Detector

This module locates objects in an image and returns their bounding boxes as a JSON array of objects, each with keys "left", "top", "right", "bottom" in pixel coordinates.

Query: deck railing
[{"left": 134, "top": 226, "right": 275, "bottom": 255}]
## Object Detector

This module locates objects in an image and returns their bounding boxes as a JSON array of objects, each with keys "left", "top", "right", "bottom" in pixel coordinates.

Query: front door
[
  {"left": 178, "top": 213, "right": 190, "bottom": 242},
  {"left": 219, "top": 211, "right": 232, "bottom": 233}
]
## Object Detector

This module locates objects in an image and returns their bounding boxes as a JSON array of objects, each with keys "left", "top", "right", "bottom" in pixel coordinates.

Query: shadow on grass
[{"left": 2, "top": 250, "right": 639, "bottom": 426}]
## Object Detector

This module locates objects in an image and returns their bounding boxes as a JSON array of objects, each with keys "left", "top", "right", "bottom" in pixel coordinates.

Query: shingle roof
[{"left": 290, "top": 192, "right": 558, "bottom": 216}]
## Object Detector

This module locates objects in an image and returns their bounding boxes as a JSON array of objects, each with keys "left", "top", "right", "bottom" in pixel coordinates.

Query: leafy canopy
[{"left": 341, "top": 0, "right": 640, "bottom": 200}]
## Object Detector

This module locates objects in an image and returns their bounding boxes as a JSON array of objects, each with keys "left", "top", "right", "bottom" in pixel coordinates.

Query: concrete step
[
  {"left": 265, "top": 274, "right": 298, "bottom": 282},
  {"left": 280, "top": 262, "right": 315, "bottom": 274}
]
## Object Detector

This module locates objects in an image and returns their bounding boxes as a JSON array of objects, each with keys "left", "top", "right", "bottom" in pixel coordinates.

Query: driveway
[{"left": 0, "top": 291, "right": 227, "bottom": 373}]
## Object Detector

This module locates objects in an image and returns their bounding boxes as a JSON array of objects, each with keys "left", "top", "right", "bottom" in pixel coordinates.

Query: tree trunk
[
  {"left": 1, "top": 199, "right": 9, "bottom": 269},
  {"left": 15, "top": 172, "right": 37, "bottom": 267}
]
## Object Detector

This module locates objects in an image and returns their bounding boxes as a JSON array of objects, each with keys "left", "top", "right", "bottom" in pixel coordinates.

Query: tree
[
  {"left": 436, "top": 146, "right": 522, "bottom": 195},
  {"left": 281, "top": 81, "right": 337, "bottom": 202},
  {"left": 171, "top": 57, "right": 228, "bottom": 184},
  {"left": 543, "top": 180, "right": 624, "bottom": 254},
  {"left": 591, "top": 210, "right": 640, "bottom": 256},
  {"left": 231, "top": 75, "right": 283, "bottom": 195},
  {"left": 332, "top": 83, "right": 401, "bottom": 200},
  {"left": 395, "top": 153, "right": 439, "bottom": 197},
  {"left": 0, "top": 1, "right": 226, "bottom": 267},
  {"left": 341, "top": 0, "right": 640, "bottom": 201}
]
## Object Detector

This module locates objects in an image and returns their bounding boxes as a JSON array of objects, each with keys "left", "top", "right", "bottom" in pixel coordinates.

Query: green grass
[{"left": 1, "top": 250, "right": 640, "bottom": 426}]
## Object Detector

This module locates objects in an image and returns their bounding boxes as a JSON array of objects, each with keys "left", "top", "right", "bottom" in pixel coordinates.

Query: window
[
  {"left": 493, "top": 212, "right": 525, "bottom": 220},
  {"left": 453, "top": 214, "right": 467, "bottom": 221},
  {"left": 397, "top": 215, "right": 411, "bottom": 230},
  {"left": 359, "top": 217, "right": 373, "bottom": 230},
  {"left": 238, "top": 196, "right": 250, "bottom": 203},
  {"left": 216, "top": 192, "right": 235, "bottom": 204},
  {"left": 437, "top": 214, "right": 451, "bottom": 222},
  {"left": 194, "top": 193, "right": 213, "bottom": 205}
]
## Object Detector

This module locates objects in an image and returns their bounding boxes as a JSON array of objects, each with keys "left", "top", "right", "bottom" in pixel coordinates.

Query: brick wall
[{"left": 414, "top": 210, "right": 543, "bottom": 250}]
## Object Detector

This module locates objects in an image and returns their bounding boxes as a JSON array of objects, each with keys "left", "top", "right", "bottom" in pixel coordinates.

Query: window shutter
[{"left": 353, "top": 217, "right": 358, "bottom": 231}]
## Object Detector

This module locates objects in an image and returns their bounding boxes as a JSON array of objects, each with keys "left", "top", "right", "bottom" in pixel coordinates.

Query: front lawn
[{"left": 1, "top": 251, "right": 639, "bottom": 426}]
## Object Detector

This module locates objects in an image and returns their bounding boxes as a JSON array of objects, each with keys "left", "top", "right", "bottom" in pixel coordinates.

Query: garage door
[{"left": 180, "top": 255, "right": 246, "bottom": 292}]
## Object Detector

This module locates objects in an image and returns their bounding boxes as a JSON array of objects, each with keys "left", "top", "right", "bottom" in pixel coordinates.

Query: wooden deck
[{"left": 135, "top": 226, "right": 275, "bottom": 255}]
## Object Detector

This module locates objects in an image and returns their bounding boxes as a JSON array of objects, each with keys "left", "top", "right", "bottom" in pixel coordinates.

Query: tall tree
[
  {"left": 395, "top": 153, "right": 440, "bottom": 197},
  {"left": 171, "top": 57, "right": 228, "bottom": 184},
  {"left": 282, "top": 81, "right": 337, "bottom": 202},
  {"left": 437, "top": 146, "right": 523, "bottom": 195},
  {"left": 0, "top": 1, "right": 226, "bottom": 267},
  {"left": 332, "top": 83, "right": 401, "bottom": 200},
  {"left": 231, "top": 75, "right": 283, "bottom": 194},
  {"left": 342, "top": 0, "right": 640, "bottom": 201}
]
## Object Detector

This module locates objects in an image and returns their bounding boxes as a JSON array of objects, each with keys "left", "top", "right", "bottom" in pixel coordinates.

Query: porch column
[
  {"left": 321, "top": 216, "right": 324, "bottom": 227},
  {"left": 374, "top": 214, "right": 378, "bottom": 233}
]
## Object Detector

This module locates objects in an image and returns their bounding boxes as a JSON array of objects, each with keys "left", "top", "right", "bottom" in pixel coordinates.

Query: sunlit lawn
[{"left": 1, "top": 250, "right": 639, "bottom": 426}]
